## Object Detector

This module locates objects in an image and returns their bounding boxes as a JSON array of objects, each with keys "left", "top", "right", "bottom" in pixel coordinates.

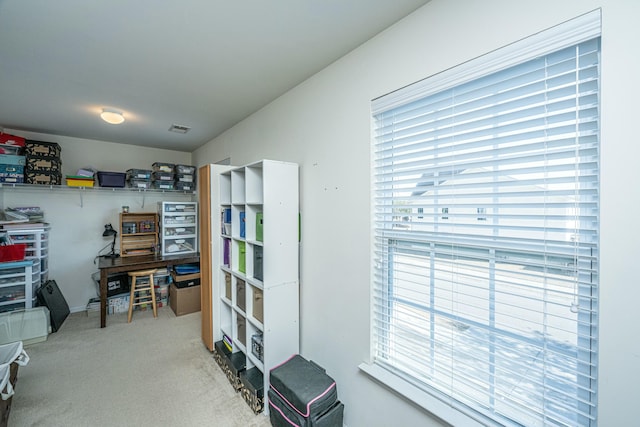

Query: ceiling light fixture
[{"left": 100, "top": 109, "right": 125, "bottom": 125}]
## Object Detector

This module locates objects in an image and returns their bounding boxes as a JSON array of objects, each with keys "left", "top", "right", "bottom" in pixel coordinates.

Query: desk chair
[{"left": 127, "top": 269, "right": 158, "bottom": 322}]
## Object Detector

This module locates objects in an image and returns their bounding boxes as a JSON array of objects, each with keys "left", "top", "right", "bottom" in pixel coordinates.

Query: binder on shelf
[
  {"left": 256, "top": 212, "right": 263, "bottom": 242},
  {"left": 223, "top": 334, "right": 233, "bottom": 352},
  {"left": 239, "top": 211, "right": 246, "bottom": 238},
  {"left": 222, "top": 208, "right": 232, "bottom": 234},
  {"left": 223, "top": 238, "right": 231, "bottom": 267},
  {"left": 238, "top": 241, "right": 246, "bottom": 273}
]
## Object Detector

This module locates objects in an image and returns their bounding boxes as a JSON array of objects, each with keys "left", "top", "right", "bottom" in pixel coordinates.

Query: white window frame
[{"left": 361, "top": 10, "right": 601, "bottom": 427}]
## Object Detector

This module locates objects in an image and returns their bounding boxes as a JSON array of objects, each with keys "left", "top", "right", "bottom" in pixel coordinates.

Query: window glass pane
[{"left": 372, "top": 34, "right": 599, "bottom": 426}]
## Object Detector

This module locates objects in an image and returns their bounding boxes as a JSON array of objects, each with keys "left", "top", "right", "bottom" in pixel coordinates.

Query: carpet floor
[{"left": 8, "top": 307, "right": 271, "bottom": 427}]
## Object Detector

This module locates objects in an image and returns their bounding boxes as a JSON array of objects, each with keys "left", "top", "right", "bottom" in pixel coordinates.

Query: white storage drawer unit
[
  {"left": 0, "top": 260, "right": 37, "bottom": 313},
  {"left": 158, "top": 202, "right": 198, "bottom": 256}
]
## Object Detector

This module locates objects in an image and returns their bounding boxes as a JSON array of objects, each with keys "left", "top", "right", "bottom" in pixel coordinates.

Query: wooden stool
[{"left": 127, "top": 269, "right": 158, "bottom": 322}]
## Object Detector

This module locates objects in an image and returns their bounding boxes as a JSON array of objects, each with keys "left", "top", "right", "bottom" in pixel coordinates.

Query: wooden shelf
[{"left": 119, "top": 212, "right": 158, "bottom": 258}]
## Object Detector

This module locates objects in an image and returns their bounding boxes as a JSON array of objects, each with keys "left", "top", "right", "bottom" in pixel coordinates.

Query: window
[
  {"left": 441, "top": 207, "right": 449, "bottom": 220},
  {"left": 369, "top": 11, "right": 600, "bottom": 427},
  {"left": 476, "top": 207, "right": 487, "bottom": 221}
]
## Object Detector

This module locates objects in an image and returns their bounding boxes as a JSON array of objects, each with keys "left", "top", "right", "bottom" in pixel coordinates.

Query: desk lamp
[{"left": 102, "top": 223, "right": 119, "bottom": 258}]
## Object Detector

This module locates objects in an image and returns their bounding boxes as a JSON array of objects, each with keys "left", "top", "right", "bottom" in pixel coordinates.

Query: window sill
[{"left": 358, "top": 362, "right": 495, "bottom": 427}]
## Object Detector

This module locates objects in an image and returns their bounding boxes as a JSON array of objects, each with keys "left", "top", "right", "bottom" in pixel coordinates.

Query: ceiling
[{"left": 0, "top": 0, "right": 429, "bottom": 152}]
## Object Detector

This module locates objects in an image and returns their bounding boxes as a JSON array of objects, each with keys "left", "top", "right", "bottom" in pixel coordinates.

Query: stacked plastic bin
[
  {"left": 126, "top": 168, "right": 153, "bottom": 189},
  {"left": 151, "top": 162, "right": 174, "bottom": 190},
  {"left": 174, "top": 164, "right": 196, "bottom": 191},
  {"left": 0, "top": 133, "right": 25, "bottom": 184},
  {"left": 0, "top": 341, "right": 30, "bottom": 426}
]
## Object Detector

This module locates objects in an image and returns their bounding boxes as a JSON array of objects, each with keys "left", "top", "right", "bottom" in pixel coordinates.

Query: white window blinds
[{"left": 371, "top": 12, "right": 600, "bottom": 427}]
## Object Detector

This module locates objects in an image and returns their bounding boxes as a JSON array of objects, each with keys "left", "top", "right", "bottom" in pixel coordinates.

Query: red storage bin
[
  {"left": 0, "top": 244, "right": 26, "bottom": 262},
  {"left": 0, "top": 133, "right": 25, "bottom": 147}
]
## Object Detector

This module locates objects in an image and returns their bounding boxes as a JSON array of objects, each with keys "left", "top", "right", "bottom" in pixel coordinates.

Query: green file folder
[
  {"left": 238, "top": 241, "right": 246, "bottom": 274},
  {"left": 256, "top": 212, "right": 263, "bottom": 242}
]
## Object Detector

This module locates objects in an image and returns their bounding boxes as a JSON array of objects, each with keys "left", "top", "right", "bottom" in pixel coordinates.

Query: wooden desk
[{"left": 97, "top": 253, "right": 200, "bottom": 328}]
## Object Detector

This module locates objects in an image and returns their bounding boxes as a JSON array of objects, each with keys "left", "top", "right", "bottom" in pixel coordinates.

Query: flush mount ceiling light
[{"left": 100, "top": 109, "right": 125, "bottom": 125}]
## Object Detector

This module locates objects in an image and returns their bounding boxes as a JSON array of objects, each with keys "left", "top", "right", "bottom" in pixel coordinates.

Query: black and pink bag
[{"left": 268, "top": 354, "right": 344, "bottom": 427}]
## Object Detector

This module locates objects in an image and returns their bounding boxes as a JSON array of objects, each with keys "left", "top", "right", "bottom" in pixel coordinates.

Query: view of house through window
[{"left": 371, "top": 13, "right": 600, "bottom": 427}]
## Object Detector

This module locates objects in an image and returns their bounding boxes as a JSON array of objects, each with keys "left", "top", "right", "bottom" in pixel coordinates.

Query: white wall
[
  {"left": 2, "top": 130, "right": 193, "bottom": 312},
  {"left": 193, "top": 1, "right": 640, "bottom": 426}
]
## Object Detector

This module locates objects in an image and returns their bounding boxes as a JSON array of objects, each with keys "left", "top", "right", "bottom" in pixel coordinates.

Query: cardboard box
[{"left": 169, "top": 283, "right": 200, "bottom": 316}]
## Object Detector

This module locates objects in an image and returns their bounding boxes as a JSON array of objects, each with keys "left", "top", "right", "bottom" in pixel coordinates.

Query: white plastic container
[{"left": 0, "top": 307, "right": 50, "bottom": 346}]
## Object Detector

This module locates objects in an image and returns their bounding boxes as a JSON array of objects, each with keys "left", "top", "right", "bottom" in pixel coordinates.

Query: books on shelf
[
  {"left": 223, "top": 334, "right": 233, "bottom": 352},
  {"left": 221, "top": 208, "right": 231, "bottom": 235},
  {"left": 223, "top": 239, "right": 230, "bottom": 267},
  {"left": 239, "top": 211, "right": 246, "bottom": 238}
]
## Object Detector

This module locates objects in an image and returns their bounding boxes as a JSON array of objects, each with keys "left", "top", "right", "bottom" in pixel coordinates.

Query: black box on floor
[
  {"left": 213, "top": 340, "right": 231, "bottom": 369},
  {"left": 240, "top": 367, "right": 264, "bottom": 414},
  {"left": 223, "top": 351, "right": 246, "bottom": 391}
]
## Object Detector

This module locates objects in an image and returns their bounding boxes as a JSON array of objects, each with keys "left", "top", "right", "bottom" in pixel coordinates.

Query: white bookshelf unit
[
  {"left": 157, "top": 201, "right": 198, "bottom": 256},
  {"left": 217, "top": 159, "right": 299, "bottom": 414}
]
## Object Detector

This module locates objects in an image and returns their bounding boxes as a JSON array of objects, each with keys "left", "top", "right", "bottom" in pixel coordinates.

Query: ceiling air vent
[{"left": 169, "top": 124, "right": 191, "bottom": 134}]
